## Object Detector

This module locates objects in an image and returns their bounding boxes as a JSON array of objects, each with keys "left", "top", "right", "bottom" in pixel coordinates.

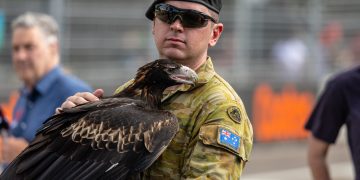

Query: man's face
[
  {"left": 12, "top": 27, "right": 56, "bottom": 88},
  {"left": 152, "top": 1, "right": 223, "bottom": 69}
]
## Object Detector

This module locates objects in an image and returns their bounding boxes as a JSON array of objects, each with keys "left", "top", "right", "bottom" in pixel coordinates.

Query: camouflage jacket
[{"left": 115, "top": 57, "right": 253, "bottom": 179}]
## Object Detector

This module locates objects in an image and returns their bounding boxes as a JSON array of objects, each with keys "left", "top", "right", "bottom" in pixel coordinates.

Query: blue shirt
[
  {"left": 10, "top": 66, "right": 92, "bottom": 142},
  {"left": 305, "top": 66, "right": 360, "bottom": 180}
]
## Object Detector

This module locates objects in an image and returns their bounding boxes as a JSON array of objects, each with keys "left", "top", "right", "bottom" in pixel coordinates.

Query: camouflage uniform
[{"left": 115, "top": 57, "right": 253, "bottom": 179}]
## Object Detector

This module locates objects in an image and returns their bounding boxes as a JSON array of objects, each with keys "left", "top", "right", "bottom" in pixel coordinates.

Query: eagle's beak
[{"left": 171, "top": 66, "right": 198, "bottom": 85}]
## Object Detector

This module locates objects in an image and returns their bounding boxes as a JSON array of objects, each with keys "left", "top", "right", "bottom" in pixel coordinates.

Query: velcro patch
[
  {"left": 217, "top": 127, "right": 240, "bottom": 152},
  {"left": 227, "top": 106, "right": 241, "bottom": 123}
]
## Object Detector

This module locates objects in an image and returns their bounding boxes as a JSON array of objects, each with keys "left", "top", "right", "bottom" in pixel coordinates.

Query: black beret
[{"left": 145, "top": 0, "right": 222, "bottom": 20}]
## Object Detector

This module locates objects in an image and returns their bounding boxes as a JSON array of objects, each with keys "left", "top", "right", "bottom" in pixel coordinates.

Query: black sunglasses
[{"left": 154, "top": 3, "right": 217, "bottom": 28}]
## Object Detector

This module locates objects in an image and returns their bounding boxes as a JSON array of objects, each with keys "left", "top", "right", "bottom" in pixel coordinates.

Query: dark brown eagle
[{"left": 0, "top": 59, "right": 198, "bottom": 180}]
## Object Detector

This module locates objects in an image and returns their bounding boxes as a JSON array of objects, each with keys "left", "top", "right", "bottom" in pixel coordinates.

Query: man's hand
[
  {"left": 56, "top": 89, "right": 104, "bottom": 114},
  {"left": 0, "top": 136, "right": 29, "bottom": 163}
]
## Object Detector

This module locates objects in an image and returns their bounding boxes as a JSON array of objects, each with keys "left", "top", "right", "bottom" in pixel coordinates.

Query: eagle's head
[
  {"left": 135, "top": 59, "right": 198, "bottom": 88},
  {"left": 118, "top": 59, "right": 198, "bottom": 108}
]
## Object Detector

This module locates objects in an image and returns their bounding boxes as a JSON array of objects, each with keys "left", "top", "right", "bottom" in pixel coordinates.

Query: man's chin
[
  {"left": 161, "top": 50, "right": 187, "bottom": 61},
  {"left": 19, "top": 74, "right": 34, "bottom": 83}
]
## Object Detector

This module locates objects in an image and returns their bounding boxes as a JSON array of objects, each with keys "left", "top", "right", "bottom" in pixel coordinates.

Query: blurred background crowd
[{"left": 0, "top": 0, "right": 359, "bottom": 179}]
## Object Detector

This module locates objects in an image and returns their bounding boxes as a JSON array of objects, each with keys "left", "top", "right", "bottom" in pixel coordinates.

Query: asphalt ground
[{"left": 242, "top": 133, "right": 354, "bottom": 180}]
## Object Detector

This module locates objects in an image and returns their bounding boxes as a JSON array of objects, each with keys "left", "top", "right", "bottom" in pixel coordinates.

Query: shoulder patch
[
  {"left": 227, "top": 106, "right": 241, "bottom": 123},
  {"left": 217, "top": 127, "right": 241, "bottom": 152}
]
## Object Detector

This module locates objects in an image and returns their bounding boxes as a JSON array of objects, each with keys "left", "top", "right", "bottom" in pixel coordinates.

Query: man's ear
[
  {"left": 209, "top": 23, "right": 223, "bottom": 47},
  {"left": 49, "top": 41, "right": 59, "bottom": 57}
]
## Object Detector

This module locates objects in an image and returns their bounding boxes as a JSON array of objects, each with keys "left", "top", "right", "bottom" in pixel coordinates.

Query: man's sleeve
[
  {"left": 182, "top": 102, "right": 253, "bottom": 179},
  {"left": 305, "top": 80, "right": 347, "bottom": 143}
]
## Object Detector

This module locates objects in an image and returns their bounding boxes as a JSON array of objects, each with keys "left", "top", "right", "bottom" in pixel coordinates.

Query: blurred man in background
[
  {"left": 58, "top": 0, "right": 253, "bottom": 179},
  {"left": 305, "top": 34, "right": 360, "bottom": 180},
  {"left": 0, "top": 12, "right": 92, "bottom": 165}
]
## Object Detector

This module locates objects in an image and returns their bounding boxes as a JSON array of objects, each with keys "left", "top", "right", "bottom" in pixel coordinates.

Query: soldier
[{"left": 59, "top": 0, "right": 253, "bottom": 179}]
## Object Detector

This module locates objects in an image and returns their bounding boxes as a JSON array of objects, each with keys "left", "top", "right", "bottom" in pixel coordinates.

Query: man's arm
[
  {"left": 182, "top": 103, "right": 253, "bottom": 179},
  {"left": 0, "top": 136, "right": 28, "bottom": 164},
  {"left": 307, "top": 133, "right": 331, "bottom": 180}
]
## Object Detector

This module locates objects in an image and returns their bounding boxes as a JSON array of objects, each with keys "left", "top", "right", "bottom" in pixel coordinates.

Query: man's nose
[{"left": 169, "top": 17, "right": 184, "bottom": 31}]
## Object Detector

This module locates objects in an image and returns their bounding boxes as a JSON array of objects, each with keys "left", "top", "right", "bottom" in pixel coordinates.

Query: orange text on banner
[{"left": 252, "top": 84, "right": 314, "bottom": 142}]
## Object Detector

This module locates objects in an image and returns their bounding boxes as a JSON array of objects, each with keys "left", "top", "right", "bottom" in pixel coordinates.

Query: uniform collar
[{"left": 194, "top": 56, "right": 216, "bottom": 85}]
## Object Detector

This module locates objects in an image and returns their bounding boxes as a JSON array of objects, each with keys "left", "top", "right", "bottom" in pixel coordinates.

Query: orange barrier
[
  {"left": 252, "top": 83, "right": 314, "bottom": 142},
  {"left": 0, "top": 91, "right": 19, "bottom": 124}
]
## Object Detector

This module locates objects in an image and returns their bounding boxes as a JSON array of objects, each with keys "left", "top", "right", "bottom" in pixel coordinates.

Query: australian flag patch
[{"left": 218, "top": 127, "right": 240, "bottom": 151}]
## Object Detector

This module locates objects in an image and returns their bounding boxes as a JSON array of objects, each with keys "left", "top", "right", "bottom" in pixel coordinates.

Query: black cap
[{"left": 145, "top": 0, "right": 222, "bottom": 20}]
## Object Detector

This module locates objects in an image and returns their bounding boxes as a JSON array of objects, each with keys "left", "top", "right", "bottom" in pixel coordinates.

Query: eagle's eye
[{"left": 166, "top": 67, "right": 176, "bottom": 73}]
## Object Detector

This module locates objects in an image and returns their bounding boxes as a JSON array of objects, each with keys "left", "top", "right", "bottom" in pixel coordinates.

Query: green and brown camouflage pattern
[{"left": 115, "top": 57, "right": 253, "bottom": 179}]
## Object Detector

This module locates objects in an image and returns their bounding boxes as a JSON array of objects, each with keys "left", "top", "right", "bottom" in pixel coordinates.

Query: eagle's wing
[{"left": 1, "top": 97, "right": 178, "bottom": 180}]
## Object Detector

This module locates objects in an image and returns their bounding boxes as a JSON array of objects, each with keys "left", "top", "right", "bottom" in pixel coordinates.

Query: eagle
[{"left": 0, "top": 59, "right": 198, "bottom": 180}]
